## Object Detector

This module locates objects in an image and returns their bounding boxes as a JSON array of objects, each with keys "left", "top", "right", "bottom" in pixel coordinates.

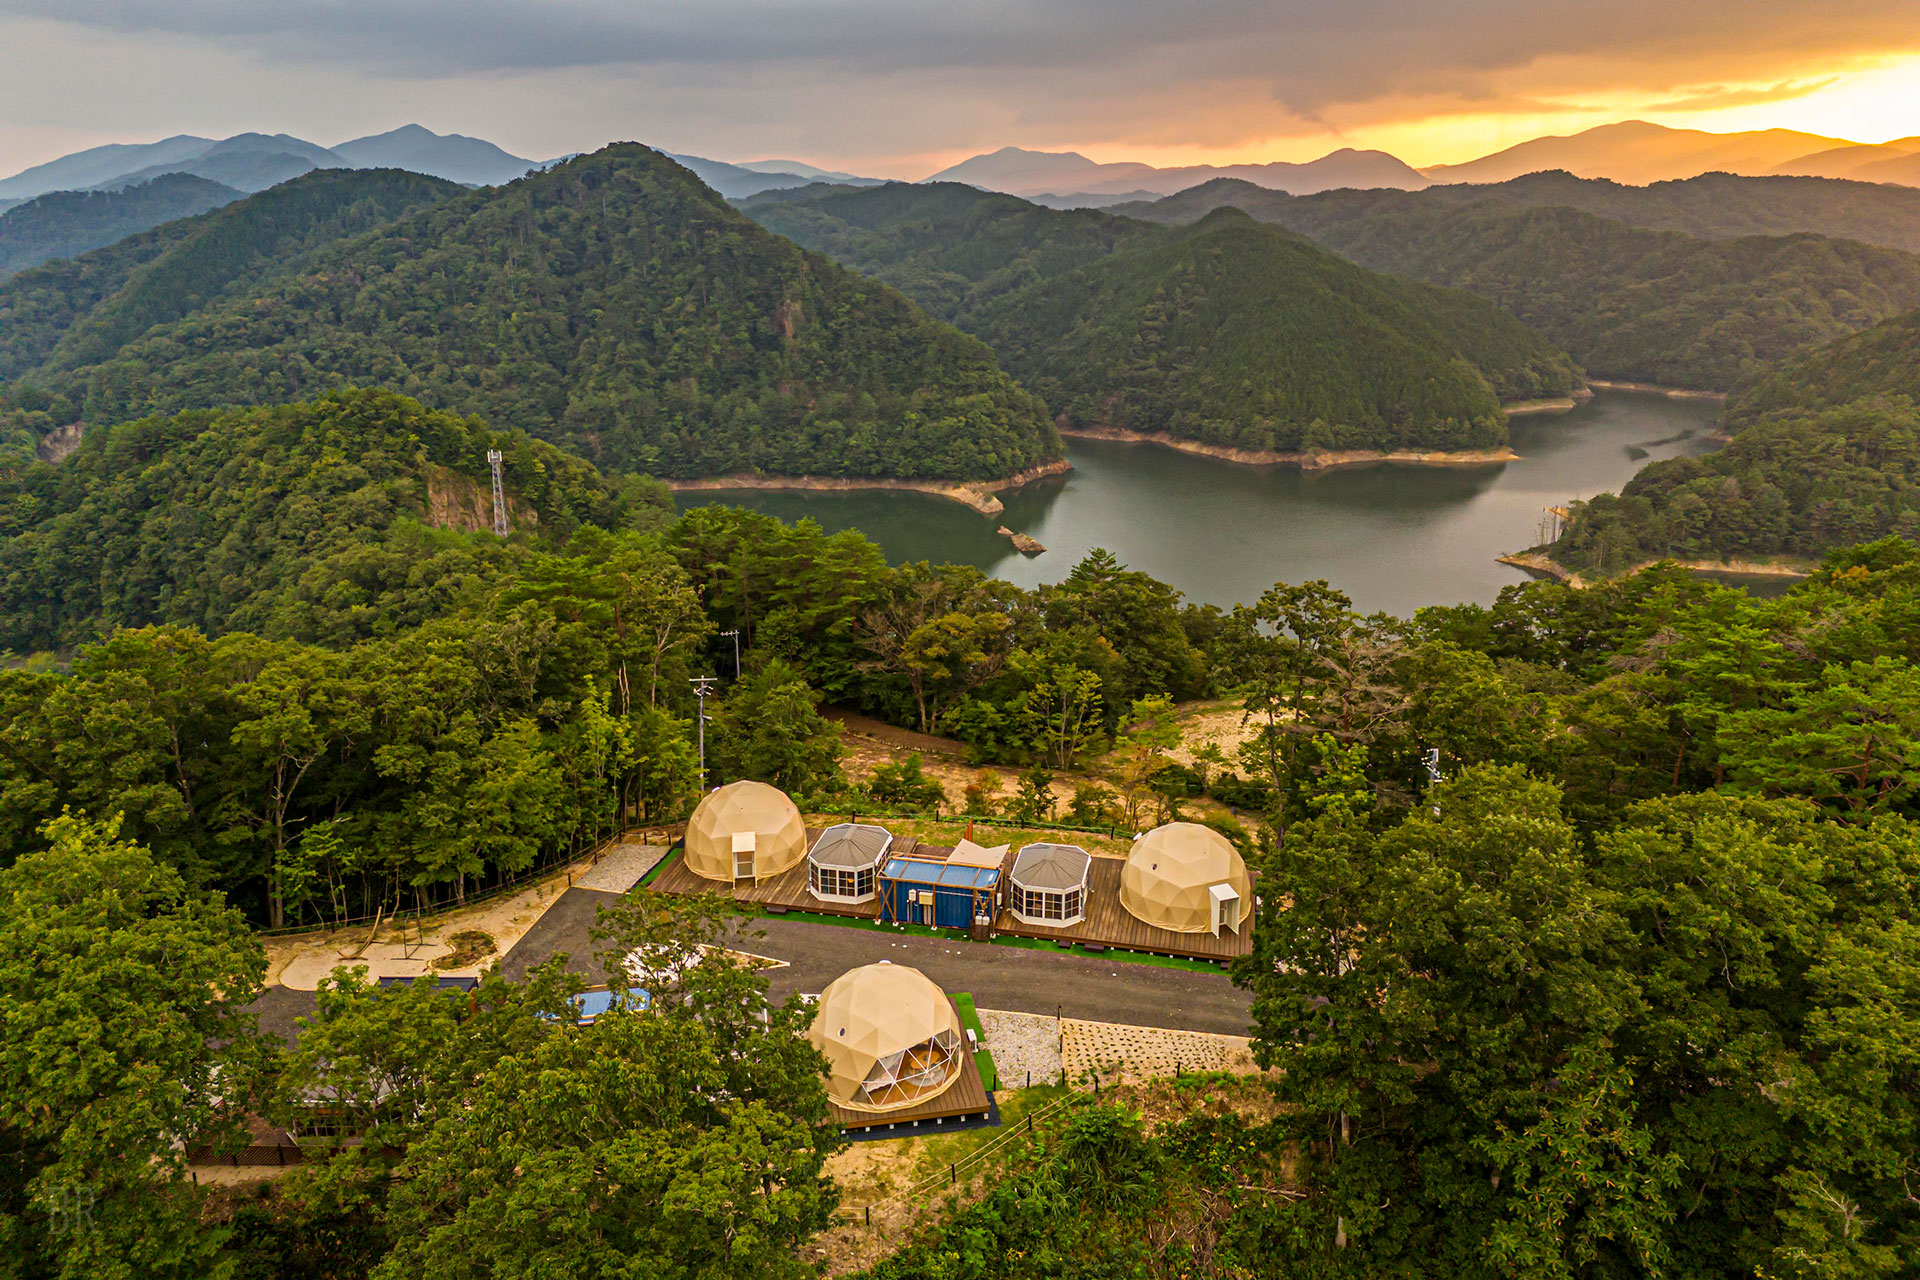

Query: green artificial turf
[{"left": 952, "top": 992, "right": 1000, "bottom": 1091}]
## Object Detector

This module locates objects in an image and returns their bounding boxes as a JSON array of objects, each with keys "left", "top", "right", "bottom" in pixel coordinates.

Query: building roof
[
  {"left": 881, "top": 857, "right": 1000, "bottom": 890},
  {"left": 1010, "top": 842, "right": 1092, "bottom": 892},
  {"left": 947, "top": 838, "right": 1010, "bottom": 870},
  {"left": 684, "top": 780, "right": 807, "bottom": 881},
  {"left": 809, "top": 822, "right": 893, "bottom": 869},
  {"left": 1121, "top": 822, "right": 1253, "bottom": 933}
]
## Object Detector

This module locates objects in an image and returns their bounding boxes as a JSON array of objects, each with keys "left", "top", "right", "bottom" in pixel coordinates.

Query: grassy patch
[
  {"left": 908, "top": 1084, "right": 1074, "bottom": 1184},
  {"left": 951, "top": 993, "right": 998, "bottom": 1091},
  {"left": 634, "top": 846, "right": 681, "bottom": 888}
]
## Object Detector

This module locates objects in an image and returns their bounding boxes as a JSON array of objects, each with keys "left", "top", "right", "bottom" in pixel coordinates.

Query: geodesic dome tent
[
  {"left": 1121, "top": 822, "right": 1252, "bottom": 936},
  {"left": 683, "top": 780, "right": 806, "bottom": 883},
  {"left": 808, "top": 963, "right": 965, "bottom": 1113},
  {"left": 1008, "top": 842, "right": 1092, "bottom": 926},
  {"left": 807, "top": 823, "right": 892, "bottom": 904}
]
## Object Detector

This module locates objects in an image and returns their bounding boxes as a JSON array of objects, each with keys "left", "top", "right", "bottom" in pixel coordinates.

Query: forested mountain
[
  {"left": 969, "top": 210, "right": 1574, "bottom": 452},
  {"left": 1122, "top": 170, "right": 1920, "bottom": 255},
  {"left": 1120, "top": 180, "right": 1920, "bottom": 391},
  {"left": 1549, "top": 310, "right": 1920, "bottom": 572},
  {"left": 745, "top": 181, "right": 1146, "bottom": 318},
  {"left": 0, "top": 389, "right": 669, "bottom": 650},
  {"left": 0, "top": 174, "right": 242, "bottom": 279},
  {"left": 0, "top": 167, "right": 464, "bottom": 389},
  {"left": 1, "top": 146, "right": 1058, "bottom": 481},
  {"left": 747, "top": 183, "right": 1577, "bottom": 454}
]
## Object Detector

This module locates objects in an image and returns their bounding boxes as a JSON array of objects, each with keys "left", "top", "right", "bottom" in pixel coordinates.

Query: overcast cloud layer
[{"left": 2, "top": 0, "right": 1916, "bottom": 177}]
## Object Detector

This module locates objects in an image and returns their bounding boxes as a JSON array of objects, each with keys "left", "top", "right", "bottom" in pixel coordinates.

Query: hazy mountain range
[
  {"left": 921, "top": 145, "right": 1431, "bottom": 202},
  {"left": 4, "top": 119, "right": 1917, "bottom": 222}
]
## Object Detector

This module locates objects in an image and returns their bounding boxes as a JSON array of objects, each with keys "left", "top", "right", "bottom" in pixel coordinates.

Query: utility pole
[
  {"left": 719, "top": 629, "right": 741, "bottom": 679},
  {"left": 487, "top": 449, "right": 510, "bottom": 537},
  {"left": 692, "top": 676, "right": 719, "bottom": 788}
]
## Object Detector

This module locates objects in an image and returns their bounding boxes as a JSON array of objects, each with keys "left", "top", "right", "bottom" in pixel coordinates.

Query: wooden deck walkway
[
  {"left": 647, "top": 833, "right": 1253, "bottom": 962},
  {"left": 991, "top": 855, "right": 1252, "bottom": 961}
]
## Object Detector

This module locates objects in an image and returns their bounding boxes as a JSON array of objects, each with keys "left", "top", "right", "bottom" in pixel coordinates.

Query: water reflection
[{"left": 691, "top": 391, "right": 1721, "bottom": 616}]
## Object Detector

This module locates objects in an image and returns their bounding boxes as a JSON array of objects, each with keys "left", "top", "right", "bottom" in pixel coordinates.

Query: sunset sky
[{"left": 2, "top": 1, "right": 1917, "bottom": 178}]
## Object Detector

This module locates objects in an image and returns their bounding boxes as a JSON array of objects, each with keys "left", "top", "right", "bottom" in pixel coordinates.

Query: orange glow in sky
[{"left": 1050, "top": 51, "right": 1920, "bottom": 172}]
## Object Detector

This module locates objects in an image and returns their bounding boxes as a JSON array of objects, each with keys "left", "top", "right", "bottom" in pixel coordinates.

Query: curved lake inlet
[{"left": 689, "top": 390, "right": 1722, "bottom": 616}]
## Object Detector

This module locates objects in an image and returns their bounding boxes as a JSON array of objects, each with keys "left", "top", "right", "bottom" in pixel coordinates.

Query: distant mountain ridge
[
  {"left": 0, "top": 173, "right": 242, "bottom": 279},
  {"left": 1114, "top": 174, "right": 1920, "bottom": 392},
  {"left": 1116, "top": 170, "right": 1920, "bottom": 255},
  {"left": 929, "top": 123, "right": 1920, "bottom": 206},
  {"left": 663, "top": 152, "right": 883, "bottom": 199},
  {"left": 0, "top": 126, "right": 541, "bottom": 201},
  {"left": 1421, "top": 120, "right": 1852, "bottom": 185},
  {"left": 925, "top": 145, "right": 1429, "bottom": 201}
]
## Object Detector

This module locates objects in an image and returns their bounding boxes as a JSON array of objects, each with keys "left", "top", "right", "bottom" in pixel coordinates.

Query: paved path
[
  {"left": 495, "top": 888, "right": 1253, "bottom": 1036},
  {"left": 255, "top": 888, "right": 1257, "bottom": 1046}
]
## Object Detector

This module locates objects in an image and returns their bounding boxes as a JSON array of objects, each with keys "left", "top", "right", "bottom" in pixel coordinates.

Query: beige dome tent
[
  {"left": 683, "top": 780, "right": 806, "bottom": 883},
  {"left": 808, "top": 963, "right": 965, "bottom": 1113},
  {"left": 1121, "top": 822, "right": 1252, "bottom": 936}
]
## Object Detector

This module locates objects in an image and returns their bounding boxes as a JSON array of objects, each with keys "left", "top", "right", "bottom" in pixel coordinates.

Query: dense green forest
[
  {"left": 968, "top": 210, "right": 1572, "bottom": 452},
  {"left": 0, "top": 389, "right": 671, "bottom": 649},
  {"left": 0, "top": 167, "right": 462, "bottom": 388},
  {"left": 1120, "top": 169, "right": 1920, "bottom": 254},
  {"left": 1552, "top": 310, "right": 1920, "bottom": 572},
  {"left": 1121, "top": 181, "right": 1920, "bottom": 391},
  {"left": 5, "top": 396, "right": 1916, "bottom": 1272},
  {"left": 0, "top": 173, "right": 242, "bottom": 279},
  {"left": 749, "top": 183, "right": 1578, "bottom": 453},
  {"left": 0, "top": 147, "right": 1060, "bottom": 481}
]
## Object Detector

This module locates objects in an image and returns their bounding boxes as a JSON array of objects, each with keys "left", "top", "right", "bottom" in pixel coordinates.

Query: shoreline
[
  {"left": 666, "top": 458, "right": 1072, "bottom": 517},
  {"left": 1055, "top": 424, "right": 1520, "bottom": 470},
  {"left": 1503, "top": 386, "right": 1594, "bottom": 416},
  {"left": 1498, "top": 550, "right": 1811, "bottom": 588},
  {"left": 1585, "top": 379, "right": 1727, "bottom": 402}
]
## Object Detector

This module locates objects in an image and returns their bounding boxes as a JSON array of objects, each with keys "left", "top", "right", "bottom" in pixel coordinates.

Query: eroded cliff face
[
  {"left": 35, "top": 422, "right": 84, "bottom": 463},
  {"left": 423, "top": 463, "right": 535, "bottom": 533}
]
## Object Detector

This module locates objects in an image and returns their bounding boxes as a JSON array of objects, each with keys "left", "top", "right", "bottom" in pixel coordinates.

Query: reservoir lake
[{"left": 688, "top": 390, "right": 1723, "bottom": 616}]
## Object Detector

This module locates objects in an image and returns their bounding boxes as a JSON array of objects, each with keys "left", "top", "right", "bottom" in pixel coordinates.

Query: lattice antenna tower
[{"left": 487, "top": 449, "right": 510, "bottom": 536}]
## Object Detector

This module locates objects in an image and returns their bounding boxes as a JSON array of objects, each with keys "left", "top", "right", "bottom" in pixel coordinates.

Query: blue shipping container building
[{"left": 878, "top": 857, "right": 999, "bottom": 929}]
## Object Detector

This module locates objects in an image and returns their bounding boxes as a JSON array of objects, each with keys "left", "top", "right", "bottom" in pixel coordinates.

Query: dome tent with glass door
[
  {"left": 683, "top": 780, "right": 807, "bottom": 883},
  {"left": 1008, "top": 842, "right": 1092, "bottom": 926},
  {"left": 807, "top": 962, "right": 965, "bottom": 1113},
  {"left": 1121, "top": 822, "right": 1252, "bottom": 936}
]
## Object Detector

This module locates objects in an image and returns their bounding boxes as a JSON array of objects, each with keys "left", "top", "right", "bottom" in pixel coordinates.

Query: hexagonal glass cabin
[
  {"left": 807, "top": 962, "right": 965, "bottom": 1112},
  {"left": 1007, "top": 842, "right": 1092, "bottom": 926},
  {"left": 683, "top": 780, "right": 807, "bottom": 883},
  {"left": 1121, "top": 822, "right": 1253, "bottom": 936},
  {"left": 807, "top": 822, "right": 892, "bottom": 905}
]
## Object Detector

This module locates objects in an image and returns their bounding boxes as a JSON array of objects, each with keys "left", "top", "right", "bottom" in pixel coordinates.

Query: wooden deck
[
  {"left": 648, "top": 833, "right": 1252, "bottom": 962},
  {"left": 992, "top": 855, "right": 1252, "bottom": 961},
  {"left": 647, "top": 828, "right": 938, "bottom": 921},
  {"left": 828, "top": 999, "right": 994, "bottom": 1133}
]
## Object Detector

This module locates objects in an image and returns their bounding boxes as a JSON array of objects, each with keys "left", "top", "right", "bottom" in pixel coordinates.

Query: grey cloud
[{"left": 13, "top": 0, "right": 1918, "bottom": 115}]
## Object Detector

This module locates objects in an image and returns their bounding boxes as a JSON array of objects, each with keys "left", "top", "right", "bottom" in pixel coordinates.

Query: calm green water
[{"left": 689, "top": 391, "right": 1723, "bottom": 616}]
